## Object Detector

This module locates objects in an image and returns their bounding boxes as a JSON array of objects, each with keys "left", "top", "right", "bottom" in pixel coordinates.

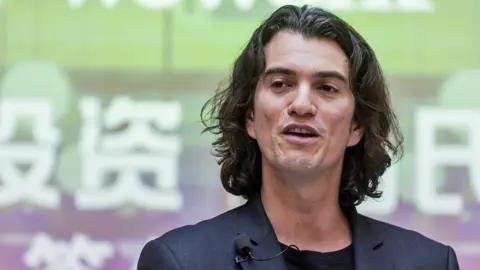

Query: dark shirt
[{"left": 280, "top": 243, "right": 354, "bottom": 270}]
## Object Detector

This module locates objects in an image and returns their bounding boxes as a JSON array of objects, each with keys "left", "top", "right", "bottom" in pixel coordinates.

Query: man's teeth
[{"left": 289, "top": 128, "right": 313, "bottom": 134}]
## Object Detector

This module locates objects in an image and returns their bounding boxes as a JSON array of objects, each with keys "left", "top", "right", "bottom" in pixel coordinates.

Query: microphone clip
[{"left": 234, "top": 254, "right": 250, "bottom": 264}]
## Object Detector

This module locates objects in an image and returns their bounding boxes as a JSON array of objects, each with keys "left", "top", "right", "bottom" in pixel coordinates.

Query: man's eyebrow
[
  {"left": 263, "top": 67, "right": 348, "bottom": 84},
  {"left": 263, "top": 67, "right": 296, "bottom": 77},
  {"left": 312, "top": 71, "right": 348, "bottom": 84}
]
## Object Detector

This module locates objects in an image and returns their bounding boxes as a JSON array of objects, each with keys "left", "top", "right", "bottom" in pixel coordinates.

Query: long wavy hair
[{"left": 201, "top": 5, "right": 404, "bottom": 206}]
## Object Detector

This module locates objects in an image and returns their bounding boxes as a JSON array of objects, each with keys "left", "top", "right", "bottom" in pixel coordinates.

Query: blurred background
[{"left": 0, "top": 0, "right": 479, "bottom": 269}]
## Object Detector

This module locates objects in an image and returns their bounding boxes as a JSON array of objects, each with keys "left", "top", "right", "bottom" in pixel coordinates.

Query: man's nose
[{"left": 287, "top": 85, "right": 317, "bottom": 117}]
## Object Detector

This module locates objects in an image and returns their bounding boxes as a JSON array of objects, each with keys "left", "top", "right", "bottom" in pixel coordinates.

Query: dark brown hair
[{"left": 201, "top": 5, "right": 404, "bottom": 206}]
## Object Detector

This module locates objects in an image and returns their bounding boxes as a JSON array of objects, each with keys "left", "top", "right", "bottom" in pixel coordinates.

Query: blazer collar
[
  {"left": 235, "top": 193, "right": 287, "bottom": 270},
  {"left": 236, "top": 193, "right": 394, "bottom": 270},
  {"left": 237, "top": 193, "right": 271, "bottom": 244},
  {"left": 347, "top": 207, "right": 394, "bottom": 270}
]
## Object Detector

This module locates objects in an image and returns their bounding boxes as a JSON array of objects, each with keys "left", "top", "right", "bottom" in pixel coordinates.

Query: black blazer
[{"left": 137, "top": 194, "right": 460, "bottom": 270}]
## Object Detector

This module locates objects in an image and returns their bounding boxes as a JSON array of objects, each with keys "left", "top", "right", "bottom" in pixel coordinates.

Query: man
[{"left": 138, "top": 5, "right": 459, "bottom": 270}]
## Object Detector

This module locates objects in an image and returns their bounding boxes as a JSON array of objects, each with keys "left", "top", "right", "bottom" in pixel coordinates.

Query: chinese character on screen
[
  {"left": 0, "top": 99, "right": 61, "bottom": 209},
  {"left": 75, "top": 96, "right": 183, "bottom": 211},
  {"left": 23, "top": 233, "right": 114, "bottom": 270}
]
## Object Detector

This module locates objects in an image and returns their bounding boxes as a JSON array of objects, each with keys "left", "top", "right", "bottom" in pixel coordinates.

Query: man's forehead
[{"left": 263, "top": 32, "right": 349, "bottom": 78}]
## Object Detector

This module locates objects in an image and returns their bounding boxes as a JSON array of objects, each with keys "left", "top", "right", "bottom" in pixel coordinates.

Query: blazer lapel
[
  {"left": 349, "top": 208, "right": 394, "bottom": 270},
  {"left": 235, "top": 194, "right": 287, "bottom": 270}
]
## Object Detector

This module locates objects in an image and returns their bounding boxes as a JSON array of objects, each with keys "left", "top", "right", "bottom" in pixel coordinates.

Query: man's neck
[{"left": 260, "top": 168, "right": 352, "bottom": 252}]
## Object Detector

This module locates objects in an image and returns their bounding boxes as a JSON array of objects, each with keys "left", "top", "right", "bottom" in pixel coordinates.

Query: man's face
[{"left": 246, "top": 31, "right": 364, "bottom": 176}]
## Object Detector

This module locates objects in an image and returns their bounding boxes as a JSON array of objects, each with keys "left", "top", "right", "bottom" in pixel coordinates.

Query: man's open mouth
[{"left": 283, "top": 128, "right": 318, "bottom": 137}]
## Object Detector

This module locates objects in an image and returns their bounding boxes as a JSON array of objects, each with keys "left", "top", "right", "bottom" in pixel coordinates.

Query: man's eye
[
  {"left": 271, "top": 81, "right": 287, "bottom": 88},
  {"left": 319, "top": 84, "right": 338, "bottom": 92}
]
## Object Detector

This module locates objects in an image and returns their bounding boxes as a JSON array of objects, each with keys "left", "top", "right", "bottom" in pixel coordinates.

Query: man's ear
[
  {"left": 246, "top": 110, "right": 256, "bottom": 139},
  {"left": 347, "top": 122, "right": 364, "bottom": 147}
]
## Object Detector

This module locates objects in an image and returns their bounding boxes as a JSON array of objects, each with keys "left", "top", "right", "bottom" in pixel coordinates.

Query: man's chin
[{"left": 279, "top": 157, "right": 318, "bottom": 171}]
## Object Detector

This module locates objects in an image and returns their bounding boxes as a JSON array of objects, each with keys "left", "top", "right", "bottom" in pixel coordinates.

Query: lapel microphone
[{"left": 233, "top": 233, "right": 299, "bottom": 263}]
